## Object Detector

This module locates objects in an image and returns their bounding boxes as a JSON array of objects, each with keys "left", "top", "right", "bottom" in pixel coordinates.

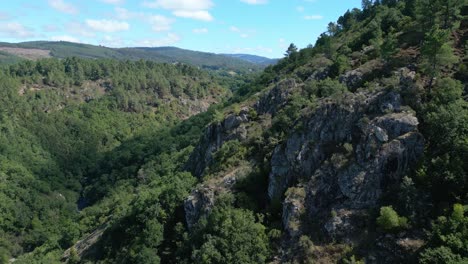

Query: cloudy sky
[{"left": 0, "top": 0, "right": 361, "bottom": 58}]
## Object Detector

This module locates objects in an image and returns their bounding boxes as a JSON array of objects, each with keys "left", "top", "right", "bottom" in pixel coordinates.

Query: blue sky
[{"left": 0, "top": 0, "right": 361, "bottom": 58}]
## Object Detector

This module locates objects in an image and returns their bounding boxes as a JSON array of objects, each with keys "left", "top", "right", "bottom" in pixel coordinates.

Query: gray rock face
[
  {"left": 186, "top": 78, "right": 299, "bottom": 178},
  {"left": 339, "top": 69, "right": 364, "bottom": 89},
  {"left": 255, "top": 79, "right": 298, "bottom": 116},
  {"left": 185, "top": 108, "right": 251, "bottom": 178},
  {"left": 269, "top": 90, "right": 424, "bottom": 240},
  {"left": 184, "top": 76, "right": 424, "bottom": 249},
  {"left": 184, "top": 187, "right": 216, "bottom": 229},
  {"left": 282, "top": 187, "right": 306, "bottom": 238}
]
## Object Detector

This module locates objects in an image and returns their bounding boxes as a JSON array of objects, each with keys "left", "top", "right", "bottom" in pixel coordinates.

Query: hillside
[
  {"left": 1, "top": 0, "right": 467, "bottom": 263},
  {"left": 0, "top": 41, "right": 264, "bottom": 73},
  {"left": 221, "top": 53, "right": 279, "bottom": 66}
]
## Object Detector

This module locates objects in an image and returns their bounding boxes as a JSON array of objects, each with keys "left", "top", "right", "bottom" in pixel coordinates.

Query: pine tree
[
  {"left": 420, "top": 26, "right": 458, "bottom": 88},
  {"left": 285, "top": 43, "right": 298, "bottom": 58}
]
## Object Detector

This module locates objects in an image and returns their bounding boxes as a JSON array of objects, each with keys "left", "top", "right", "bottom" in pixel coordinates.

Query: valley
[{"left": 0, "top": 1, "right": 467, "bottom": 263}]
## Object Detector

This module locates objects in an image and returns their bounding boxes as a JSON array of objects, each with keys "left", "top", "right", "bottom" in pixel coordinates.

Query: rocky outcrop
[
  {"left": 255, "top": 79, "right": 298, "bottom": 116},
  {"left": 269, "top": 90, "right": 424, "bottom": 242},
  {"left": 185, "top": 108, "right": 251, "bottom": 177},
  {"left": 184, "top": 165, "right": 252, "bottom": 228},
  {"left": 186, "top": 78, "right": 298, "bottom": 178},
  {"left": 282, "top": 187, "right": 306, "bottom": 238},
  {"left": 62, "top": 224, "right": 108, "bottom": 262},
  {"left": 339, "top": 60, "right": 384, "bottom": 90},
  {"left": 184, "top": 74, "right": 424, "bottom": 259},
  {"left": 184, "top": 186, "right": 216, "bottom": 228},
  {"left": 367, "top": 232, "right": 425, "bottom": 264}
]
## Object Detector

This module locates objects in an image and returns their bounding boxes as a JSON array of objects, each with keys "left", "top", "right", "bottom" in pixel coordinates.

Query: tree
[
  {"left": 419, "top": 204, "right": 468, "bottom": 264},
  {"left": 285, "top": 43, "right": 298, "bottom": 58},
  {"left": 327, "top": 22, "right": 339, "bottom": 36},
  {"left": 190, "top": 207, "right": 269, "bottom": 264},
  {"left": 381, "top": 27, "right": 398, "bottom": 60},
  {"left": 376, "top": 206, "right": 408, "bottom": 231},
  {"left": 420, "top": 26, "right": 457, "bottom": 88},
  {"left": 415, "top": 0, "right": 442, "bottom": 29},
  {"left": 440, "top": 0, "right": 464, "bottom": 29},
  {"left": 362, "top": 0, "right": 374, "bottom": 10}
]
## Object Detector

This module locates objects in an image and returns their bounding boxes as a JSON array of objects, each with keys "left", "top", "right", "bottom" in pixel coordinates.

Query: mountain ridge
[{"left": 0, "top": 41, "right": 275, "bottom": 73}]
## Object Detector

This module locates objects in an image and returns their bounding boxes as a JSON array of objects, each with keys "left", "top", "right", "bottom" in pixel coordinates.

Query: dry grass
[{"left": 0, "top": 47, "right": 51, "bottom": 60}]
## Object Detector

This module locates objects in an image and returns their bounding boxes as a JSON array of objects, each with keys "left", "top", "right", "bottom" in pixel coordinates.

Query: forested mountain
[
  {"left": 1, "top": 0, "right": 467, "bottom": 263},
  {"left": 0, "top": 42, "right": 263, "bottom": 73},
  {"left": 221, "top": 54, "right": 279, "bottom": 66}
]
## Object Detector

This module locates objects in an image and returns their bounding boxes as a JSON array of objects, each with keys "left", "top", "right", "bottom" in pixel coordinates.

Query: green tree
[
  {"left": 190, "top": 207, "right": 269, "bottom": 264},
  {"left": 362, "top": 0, "right": 374, "bottom": 10},
  {"left": 420, "top": 26, "right": 457, "bottom": 88},
  {"left": 285, "top": 43, "right": 298, "bottom": 58},
  {"left": 381, "top": 27, "right": 398, "bottom": 60},
  {"left": 420, "top": 204, "right": 468, "bottom": 264},
  {"left": 376, "top": 206, "right": 408, "bottom": 231}
]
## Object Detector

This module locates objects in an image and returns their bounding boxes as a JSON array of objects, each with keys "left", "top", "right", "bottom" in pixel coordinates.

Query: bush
[
  {"left": 190, "top": 207, "right": 269, "bottom": 264},
  {"left": 419, "top": 246, "right": 462, "bottom": 264},
  {"left": 376, "top": 206, "right": 408, "bottom": 231}
]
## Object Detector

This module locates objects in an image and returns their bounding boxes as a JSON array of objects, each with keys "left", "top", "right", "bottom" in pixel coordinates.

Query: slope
[
  {"left": 221, "top": 53, "right": 279, "bottom": 66},
  {"left": 0, "top": 41, "right": 264, "bottom": 73},
  {"left": 1, "top": 1, "right": 467, "bottom": 263}
]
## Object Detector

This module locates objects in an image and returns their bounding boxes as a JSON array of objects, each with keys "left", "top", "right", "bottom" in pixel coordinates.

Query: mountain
[
  {"left": 0, "top": 41, "right": 265, "bottom": 73},
  {"left": 1, "top": 1, "right": 468, "bottom": 263},
  {"left": 221, "top": 53, "right": 279, "bottom": 66}
]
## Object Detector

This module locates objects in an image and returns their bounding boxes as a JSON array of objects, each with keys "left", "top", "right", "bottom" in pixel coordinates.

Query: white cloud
[
  {"left": 172, "top": 10, "right": 213, "bottom": 21},
  {"left": 0, "top": 12, "right": 10, "bottom": 20},
  {"left": 147, "top": 15, "right": 174, "bottom": 31},
  {"left": 240, "top": 0, "right": 268, "bottom": 4},
  {"left": 0, "top": 22, "right": 36, "bottom": 38},
  {"left": 230, "top": 26, "right": 240, "bottom": 32},
  {"left": 296, "top": 6, "right": 304, "bottom": 12},
  {"left": 67, "top": 21, "right": 96, "bottom": 37},
  {"left": 229, "top": 26, "right": 254, "bottom": 38},
  {"left": 143, "top": 0, "right": 214, "bottom": 21},
  {"left": 231, "top": 45, "right": 273, "bottom": 54},
  {"left": 99, "top": 35, "right": 124, "bottom": 47},
  {"left": 115, "top": 7, "right": 142, "bottom": 20},
  {"left": 114, "top": 8, "right": 173, "bottom": 32},
  {"left": 100, "top": 0, "right": 125, "bottom": 4},
  {"left": 43, "top": 24, "right": 61, "bottom": 32},
  {"left": 135, "top": 33, "right": 181, "bottom": 47},
  {"left": 50, "top": 35, "right": 80, "bottom": 43},
  {"left": 85, "top": 19, "right": 129, "bottom": 32},
  {"left": 193, "top": 28, "right": 208, "bottom": 34},
  {"left": 304, "top": 15, "right": 323, "bottom": 20},
  {"left": 48, "top": 0, "right": 78, "bottom": 14},
  {"left": 279, "top": 38, "right": 287, "bottom": 49},
  {"left": 142, "top": 0, "right": 213, "bottom": 10}
]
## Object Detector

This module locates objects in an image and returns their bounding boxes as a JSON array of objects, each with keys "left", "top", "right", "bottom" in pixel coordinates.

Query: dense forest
[{"left": 0, "top": 0, "right": 467, "bottom": 263}]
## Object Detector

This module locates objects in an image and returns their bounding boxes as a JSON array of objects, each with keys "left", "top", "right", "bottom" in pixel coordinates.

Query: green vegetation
[
  {"left": 420, "top": 204, "right": 468, "bottom": 264},
  {"left": 186, "top": 206, "right": 269, "bottom": 264},
  {"left": 0, "top": 0, "right": 467, "bottom": 263},
  {"left": 0, "top": 41, "right": 263, "bottom": 73},
  {"left": 376, "top": 206, "right": 408, "bottom": 231},
  {"left": 0, "top": 57, "right": 230, "bottom": 263}
]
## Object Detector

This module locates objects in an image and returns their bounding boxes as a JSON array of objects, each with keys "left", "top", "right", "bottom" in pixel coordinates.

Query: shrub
[{"left": 376, "top": 206, "right": 408, "bottom": 231}]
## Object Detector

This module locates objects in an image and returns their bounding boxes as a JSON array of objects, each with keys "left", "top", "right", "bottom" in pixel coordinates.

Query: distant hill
[
  {"left": 221, "top": 53, "right": 279, "bottom": 66},
  {"left": 0, "top": 41, "right": 271, "bottom": 73}
]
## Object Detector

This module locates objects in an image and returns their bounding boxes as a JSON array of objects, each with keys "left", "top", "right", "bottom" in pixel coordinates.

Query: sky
[{"left": 0, "top": 0, "right": 362, "bottom": 58}]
